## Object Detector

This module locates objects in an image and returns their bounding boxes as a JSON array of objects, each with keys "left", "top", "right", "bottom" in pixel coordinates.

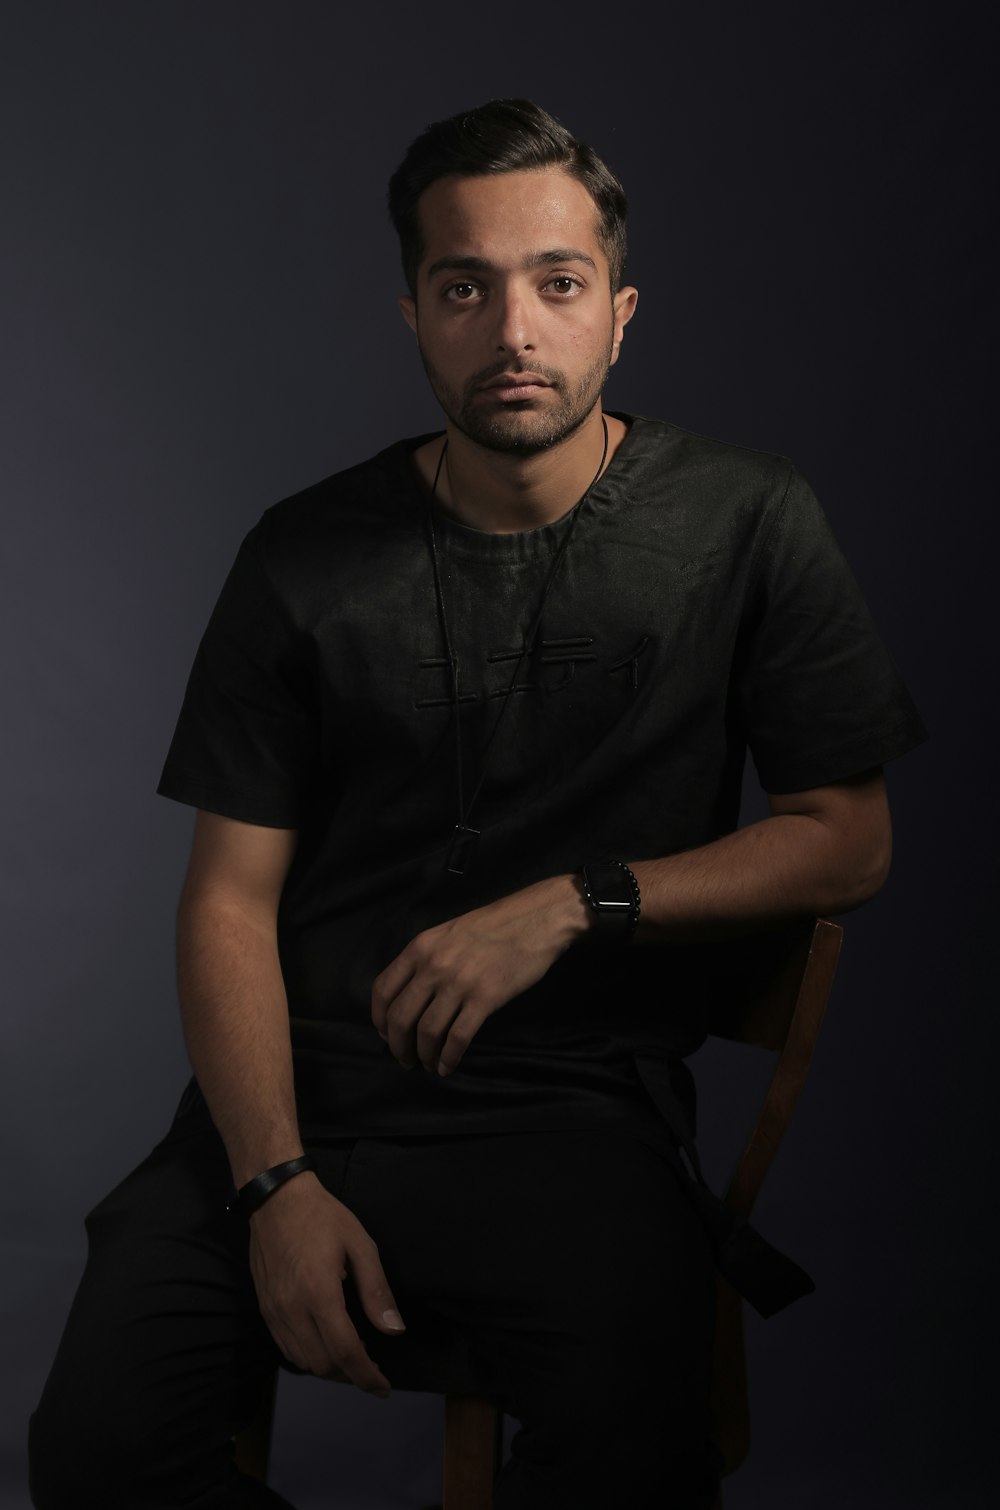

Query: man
[{"left": 30, "top": 100, "right": 925, "bottom": 1509}]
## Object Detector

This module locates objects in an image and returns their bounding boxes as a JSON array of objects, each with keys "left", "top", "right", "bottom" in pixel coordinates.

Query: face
[{"left": 399, "top": 167, "right": 637, "bottom": 456}]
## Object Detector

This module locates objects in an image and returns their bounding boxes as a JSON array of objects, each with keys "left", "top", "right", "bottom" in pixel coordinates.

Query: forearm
[
  {"left": 176, "top": 889, "right": 303, "bottom": 1187},
  {"left": 629, "top": 808, "right": 889, "bottom": 942},
  {"left": 177, "top": 892, "right": 406, "bottom": 1397},
  {"left": 548, "top": 776, "right": 891, "bottom": 945}
]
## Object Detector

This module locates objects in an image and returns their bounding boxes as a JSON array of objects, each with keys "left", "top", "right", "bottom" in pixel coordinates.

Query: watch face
[
  {"left": 582, "top": 863, "right": 638, "bottom": 946},
  {"left": 584, "top": 862, "right": 634, "bottom": 908}
]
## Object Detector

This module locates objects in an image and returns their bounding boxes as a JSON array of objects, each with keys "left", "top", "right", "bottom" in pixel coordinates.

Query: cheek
[
  {"left": 424, "top": 315, "right": 479, "bottom": 359},
  {"left": 568, "top": 319, "right": 613, "bottom": 362},
  {"left": 418, "top": 324, "right": 465, "bottom": 373}
]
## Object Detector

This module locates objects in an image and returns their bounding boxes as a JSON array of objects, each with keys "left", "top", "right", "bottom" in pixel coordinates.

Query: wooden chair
[
  {"left": 703, "top": 915, "right": 842, "bottom": 1504},
  {"left": 235, "top": 916, "right": 843, "bottom": 1508}
]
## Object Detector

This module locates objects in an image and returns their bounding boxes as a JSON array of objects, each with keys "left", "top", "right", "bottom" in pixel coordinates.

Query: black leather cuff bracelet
[{"left": 227, "top": 1154, "right": 316, "bottom": 1217}]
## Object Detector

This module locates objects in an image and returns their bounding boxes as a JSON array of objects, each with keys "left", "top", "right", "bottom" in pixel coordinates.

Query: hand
[
  {"left": 248, "top": 1172, "right": 406, "bottom": 1397},
  {"left": 371, "top": 874, "right": 592, "bottom": 1076}
]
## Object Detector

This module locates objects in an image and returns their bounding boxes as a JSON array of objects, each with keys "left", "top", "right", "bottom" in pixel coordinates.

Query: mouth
[{"left": 480, "top": 374, "right": 553, "bottom": 401}]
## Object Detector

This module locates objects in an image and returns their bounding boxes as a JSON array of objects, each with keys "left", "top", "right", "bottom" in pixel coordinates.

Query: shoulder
[
  {"left": 232, "top": 431, "right": 440, "bottom": 595},
  {"left": 608, "top": 413, "right": 810, "bottom": 552},
  {"left": 615, "top": 412, "right": 796, "bottom": 496},
  {"left": 257, "top": 432, "right": 435, "bottom": 543}
]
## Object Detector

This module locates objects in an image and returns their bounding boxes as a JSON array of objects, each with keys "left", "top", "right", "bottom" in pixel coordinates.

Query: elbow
[
  {"left": 809, "top": 772, "right": 894, "bottom": 915},
  {"left": 829, "top": 828, "right": 893, "bottom": 914}
]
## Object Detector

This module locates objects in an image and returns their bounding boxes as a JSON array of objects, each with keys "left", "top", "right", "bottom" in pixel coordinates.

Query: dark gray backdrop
[{"left": 2, "top": 2, "right": 993, "bottom": 1506}]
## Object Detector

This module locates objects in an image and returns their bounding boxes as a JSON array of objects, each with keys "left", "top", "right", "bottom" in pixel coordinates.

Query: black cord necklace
[{"left": 425, "top": 415, "right": 610, "bottom": 876}]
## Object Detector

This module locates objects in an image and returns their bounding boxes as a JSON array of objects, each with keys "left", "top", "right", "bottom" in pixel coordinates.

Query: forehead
[{"left": 415, "top": 167, "right": 605, "bottom": 276}]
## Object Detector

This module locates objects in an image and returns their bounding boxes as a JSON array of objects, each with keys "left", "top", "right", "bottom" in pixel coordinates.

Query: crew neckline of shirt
[{"left": 395, "top": 410, "right": 645, "bottom": 560}]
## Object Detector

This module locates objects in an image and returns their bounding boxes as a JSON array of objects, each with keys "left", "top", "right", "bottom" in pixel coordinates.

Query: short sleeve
[
  {"left": 740, "top": 468, "right": 927, "bottom": 793},
  {"left": 157, "top": 532, "right": 321, "bottom": 827}
]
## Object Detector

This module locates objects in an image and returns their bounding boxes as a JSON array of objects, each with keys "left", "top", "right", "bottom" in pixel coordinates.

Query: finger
[
  {"left": 371, "top": 950, "right": 417, "bottom": 1037},
  {"left": 349, "top": 1235, "right": 408, "bottom": 1343},
  {"left": 436, "top": 1002, "right": 487, "bottom": 1077},
  {"left": 311, "top": 1303, "right": 392, "bottom": 1397},
  {"left": 251, "top": 1262, "right": 327, "bottom": 1378},
  {"left": 263, "top": 1301, "right": 338, "bottom": 1381},
  {"left": 414, "top": 991, "right": 464, "bottom": 1071},
  {"left": 252, "top": 1246, "right": 384, "bottom": 1390},
  {"left": 383, "top": 975, "right": 439, "bottom": 1067},
  {"left": 264, "top": 1313, "right": 316, "bottom": 1376}
]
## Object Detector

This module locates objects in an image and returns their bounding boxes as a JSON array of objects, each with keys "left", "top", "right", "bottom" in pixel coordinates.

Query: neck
[{"left": 416, "top": 408, "right": 626, "bottom": 534}]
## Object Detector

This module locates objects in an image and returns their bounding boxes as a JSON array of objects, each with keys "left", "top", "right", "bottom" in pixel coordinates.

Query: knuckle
[
  {"left": 416, "top": 1019, "right": 439, "bottom": 1050},
  {"left": 448, "top": 1022, "right": 473, "bottom": 1049},
  {"left": 385, "top": 1001, "right": 409, "bottom": 1030},
  {"left": 411, "top": 934, "right": 434, "bottom": 964},
  {"left": 455, "top": 968, "right": 482, "bottom": 1000}
]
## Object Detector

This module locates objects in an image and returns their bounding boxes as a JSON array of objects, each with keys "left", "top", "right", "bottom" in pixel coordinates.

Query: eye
[
  {"left": 444, "top": 281, "right": 481, "bottom": 302},
  {"left": 545, "top": 275, "right": 582, "bottom": 295}
]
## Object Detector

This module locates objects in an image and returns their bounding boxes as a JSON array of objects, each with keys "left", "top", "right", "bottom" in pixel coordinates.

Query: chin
[{"left": 457, "top": 405, "right": 593, "bottom": 457}]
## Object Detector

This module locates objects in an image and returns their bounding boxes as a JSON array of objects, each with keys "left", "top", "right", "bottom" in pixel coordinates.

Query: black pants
[{"left": 29, "top": 1114, "right": 718, "bottom": 1509}]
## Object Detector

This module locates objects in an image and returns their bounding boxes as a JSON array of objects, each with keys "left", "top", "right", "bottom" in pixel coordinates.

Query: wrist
[
  {"left": 248, "top": 1167, "right": 324, "bottom": 1223},
  {"left": 228, "top": 1154, "right": 316, "bottom": 1217},
  {"left": 228, "top": 1137, "right": 306, "bottom": 1191},
  {"left": 536, "top": 873, "right": 596, "bottom": 947}
]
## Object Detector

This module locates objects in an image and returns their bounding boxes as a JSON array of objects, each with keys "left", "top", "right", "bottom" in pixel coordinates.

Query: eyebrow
[{"left": 425, "top": 248, "right": 599, "bottom": 280}]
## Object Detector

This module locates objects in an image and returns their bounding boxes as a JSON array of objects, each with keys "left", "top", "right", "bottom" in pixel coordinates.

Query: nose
[{"left": 492, "top": 284, "right": 536, "bottom": 355}]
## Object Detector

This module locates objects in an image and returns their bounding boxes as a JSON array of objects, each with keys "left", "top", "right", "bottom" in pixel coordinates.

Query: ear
[
  {"left": 609, "top": 285, "right": 638, "bottom": 367},
  {"left": 398, "top": 295, "right": 418, "bottom": 335}
]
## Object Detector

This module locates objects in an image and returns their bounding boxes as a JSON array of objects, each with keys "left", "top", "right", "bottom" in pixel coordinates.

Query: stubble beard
[{"left": 418, "top": 340, "right": 615, "bottom": 457}]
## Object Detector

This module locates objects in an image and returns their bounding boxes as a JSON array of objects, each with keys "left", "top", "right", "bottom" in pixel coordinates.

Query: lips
[
  {"left": 484, "top": 373, "right": 551, "bottom": 388},
  {"left": 481, "top": 373, "right": 552, "bottom": 399}
]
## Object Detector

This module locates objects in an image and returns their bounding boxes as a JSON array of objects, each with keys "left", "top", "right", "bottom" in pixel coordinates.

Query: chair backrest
[
  {"left": 706, "top": 917, "right": 843, "bottom": 1479},
  {"left": 705, "top": 917, "right": 842, "bottom": 1215}
]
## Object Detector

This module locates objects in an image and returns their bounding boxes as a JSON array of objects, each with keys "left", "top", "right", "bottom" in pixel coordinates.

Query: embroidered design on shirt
[
  {"left": 608, "top": 636, "right": 651, "bottom": 692},
  {"left": 486, "top": 637, "right": 597, "bottom": 696},
  {"left": 414, "top": 656, "right": 478, "bottom": 710},
  {"left": 413, "top": 635, "right": 650, "bottom": 707}
]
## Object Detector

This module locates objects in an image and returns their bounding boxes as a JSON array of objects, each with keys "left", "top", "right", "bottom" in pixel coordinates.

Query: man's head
[
  {"left": 388, "top": 99, "right": 628, "bottom": 298},
  {"left": 389, "top": 101, "right": 637, "bottom": 457}
]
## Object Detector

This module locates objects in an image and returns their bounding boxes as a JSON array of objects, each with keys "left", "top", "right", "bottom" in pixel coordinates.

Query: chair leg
[
  {"left": 443, "top": 1393, "right": 500, "bottom": 1510},
  {"left": 710, "top": 1276, "right": 751, "bottom": 1475},
  {"left": 232, "top": 1368, "right": 278, "bottom": 1482}
]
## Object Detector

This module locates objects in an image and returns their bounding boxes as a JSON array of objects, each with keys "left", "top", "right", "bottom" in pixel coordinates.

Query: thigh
[{"left": 338, "top": 1126, "right": 718, "bottom": 1508}]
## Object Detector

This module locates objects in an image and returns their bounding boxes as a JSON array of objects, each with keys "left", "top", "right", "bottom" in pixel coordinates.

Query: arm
[
  {"left": 629, "top": 766, "right": 892, "bottom": 941},
  {"left": 177, "top": 811, "right": 302, "bottom": 1185},
  {"left": 372, "top": 769, "right": 891, "bottom": 1074},
  {"left": 177, "top": 810, "right": 406, "bottom": 1396}
]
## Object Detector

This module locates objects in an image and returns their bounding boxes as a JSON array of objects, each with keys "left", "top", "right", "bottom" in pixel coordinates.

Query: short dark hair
[{"left": 388, "top": 99, "right": 628, "bottom": 297}]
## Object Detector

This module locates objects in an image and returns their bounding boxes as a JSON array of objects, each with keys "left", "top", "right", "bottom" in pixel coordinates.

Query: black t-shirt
[{"left": 158, "top": 414, "right": 927, "bottom": 1141}]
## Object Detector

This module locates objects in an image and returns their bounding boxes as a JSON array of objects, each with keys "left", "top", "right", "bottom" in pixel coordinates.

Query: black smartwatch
[{"left": 580, "top": 861, "right": 641, "bottom": 944}]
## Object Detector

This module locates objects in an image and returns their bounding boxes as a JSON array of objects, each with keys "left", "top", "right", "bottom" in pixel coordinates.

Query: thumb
[{"left": 352, "top": 1245, "right": 407, "bottom": 1334}]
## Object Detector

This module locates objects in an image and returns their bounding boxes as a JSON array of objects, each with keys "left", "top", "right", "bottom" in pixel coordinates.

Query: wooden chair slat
[
  {"left": 442, "top": 1394, "right": 503, "bottom": 1510},
  {"left": 708, "top": 918, "right": 842, "bottom": 1490}
]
